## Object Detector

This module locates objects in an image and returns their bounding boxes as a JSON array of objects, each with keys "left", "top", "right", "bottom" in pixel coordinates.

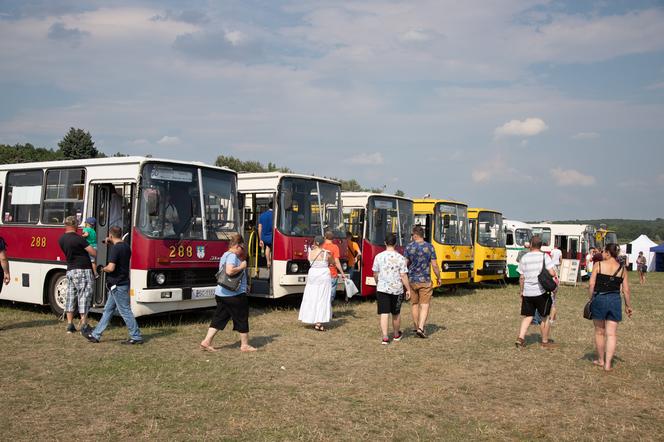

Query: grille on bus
[
  {"left": 440, "top": 260, "right": 473, "bottom": 271},
  {"left": 147, "top": 268, "right": 217, "bottom": 288}
]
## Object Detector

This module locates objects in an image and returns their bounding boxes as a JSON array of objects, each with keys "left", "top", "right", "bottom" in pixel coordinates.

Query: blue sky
[{"left": 1, "top": 0, "right": 662, "bottom": 220}]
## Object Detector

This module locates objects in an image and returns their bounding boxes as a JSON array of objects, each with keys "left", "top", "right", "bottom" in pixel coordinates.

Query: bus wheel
[{"left": 48, "top": 272, "right": 68, "bottom": 316}]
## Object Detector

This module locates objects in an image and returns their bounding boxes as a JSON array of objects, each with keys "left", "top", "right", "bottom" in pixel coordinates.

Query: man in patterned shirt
[
  {"left": 405, "top": 225, "right": 441, "bottom": 338},
  {"left": 372, "top": 233, "right": 411, "bottom": 345}
]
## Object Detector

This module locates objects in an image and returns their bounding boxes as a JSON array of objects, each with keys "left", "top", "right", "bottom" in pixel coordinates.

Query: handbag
[
  {"left": 583, "top": 296, "right": 594, "bottom": 320},
  {"left": 538, "top": 254, "right": 558, "bottom": 293},
  {"left": 216, "top": 254, "right": 244, "bottom": 291}
]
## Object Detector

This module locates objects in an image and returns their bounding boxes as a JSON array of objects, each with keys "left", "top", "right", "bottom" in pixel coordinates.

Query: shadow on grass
[
  {"left": 0, "top": 318, "right": 60, "bottom": 330},
  {"left": 579, "top": 351, "right": 624, "bottom": 365},
  {"left": 423, "top": 323, "right": 447, "bottom": 336},
  {"left": 217, "top": 334, "right": 280, "bottom": 350}
]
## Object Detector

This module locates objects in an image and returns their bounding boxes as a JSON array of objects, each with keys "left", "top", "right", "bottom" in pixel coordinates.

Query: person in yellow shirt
[{"left": 346, "top": 232, "right": 361, "bottom": 282}]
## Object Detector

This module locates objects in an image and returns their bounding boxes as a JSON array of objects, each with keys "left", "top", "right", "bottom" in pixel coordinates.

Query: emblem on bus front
[{"left": 196, "top": 246, "right": 206, "bottom": 259}]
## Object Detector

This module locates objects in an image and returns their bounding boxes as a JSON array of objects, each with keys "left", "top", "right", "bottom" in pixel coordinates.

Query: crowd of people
[{"left": 0, "top": 218, "right": 643, "bottom": 371}]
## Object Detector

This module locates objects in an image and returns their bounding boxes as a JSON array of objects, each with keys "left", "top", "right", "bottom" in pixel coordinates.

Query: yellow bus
[
  {"left": 413, "top": 199, "right": 474, "bottom": 285},
  {"left": 468, "top": 208, "right": 506, "bottom": 283}
]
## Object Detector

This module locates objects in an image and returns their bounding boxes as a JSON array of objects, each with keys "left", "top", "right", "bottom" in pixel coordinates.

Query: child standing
[{"left": 82, "top": 217, "right": 99, "bottom": 278}]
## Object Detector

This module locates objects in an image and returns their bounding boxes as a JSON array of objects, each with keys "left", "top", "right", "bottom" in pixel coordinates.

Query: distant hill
[{"left": 527, "top": 219, "right": 664, "bottom": 244}]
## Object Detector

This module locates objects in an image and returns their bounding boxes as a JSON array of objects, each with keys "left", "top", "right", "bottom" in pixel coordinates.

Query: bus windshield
[
  {"left": 477, "top": 211, "right": 505, "bottom": 247},
  {"left": 367, "top": 197, "right": 413, "bottom": 246},
  {"left": 435, "top": 203, "right": 472, "bottom": 246},
  {"left": 279, "top": 178, "right": 345, "bottom": 238},
  {"left": 514, "top": 228, "right": 532, "bottom": 246},
  {"left": 138, "top": 163, "right": 238, "bottom": 240},
  {"left": 532, "top": 227, "right": 552, "bottom": 247}
]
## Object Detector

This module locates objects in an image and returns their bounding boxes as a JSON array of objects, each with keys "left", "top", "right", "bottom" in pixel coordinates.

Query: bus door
[
  {"left": 91, "top": 182, "right": 134, "bottom": 307},
  {"left": 414, "top": 214, "right": 432, "bottom": 243},
  {"left": 242, "top": 192, "right": 274, "bottom": 295}
]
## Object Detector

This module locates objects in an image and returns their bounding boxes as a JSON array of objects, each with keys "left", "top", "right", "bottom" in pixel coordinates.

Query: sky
[{"left": 1, "top": 0, "right": 663, "bottom": 221}]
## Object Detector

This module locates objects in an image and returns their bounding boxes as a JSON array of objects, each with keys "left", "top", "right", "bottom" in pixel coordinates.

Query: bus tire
[{"left": 48, "top": 272, "right": 68, "bottom": 316}]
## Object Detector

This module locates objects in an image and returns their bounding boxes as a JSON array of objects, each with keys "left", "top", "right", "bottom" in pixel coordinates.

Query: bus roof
[
  {"left": 468, "top": 207, "right": 502, "bottom": 216},
  {"left": 341, "top": 192, "right": 413, "bottom": 207},
  {"left": 503, "top": 219, "right": 532, "bottom": 230},
  {"left": 529, "top": 222, "right": 595, "bottom": 236},
  {"left": 0, "top": 156, "right": 235, "bottom": 173},
  {"left": 237, "top": 172, "right": 340, "bottom": 193}
]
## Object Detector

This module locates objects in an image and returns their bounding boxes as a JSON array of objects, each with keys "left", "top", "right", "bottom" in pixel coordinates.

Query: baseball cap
[{"left": 85, "top": 217, "right": 97, "bottom": 226}]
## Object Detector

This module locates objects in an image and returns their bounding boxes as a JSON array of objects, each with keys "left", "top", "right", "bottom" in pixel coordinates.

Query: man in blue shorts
[{"left": 258, "top": 202, "right": 274, "bottom": 269}]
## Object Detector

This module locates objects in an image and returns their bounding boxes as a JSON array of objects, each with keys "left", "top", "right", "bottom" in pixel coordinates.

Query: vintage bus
[
  {"left": 503, "top": 219, "right": 533, "bottom": 279},
  {"left": 341, "top": 192, "right": 413, "bottom": 296},
  {"left": 595, "top": 226, "right": 618, "bottom": 250},
  {"left": 413, "top": 199, "right": 473, "bottom": 285},
  {"left": 529, "top": 223, "right": 597, "bottom": 275},
  {"left": 0, "top": 157, "right": 240, "bottom": 316},
  {"left": 468, "top": 208, "right": 506, "bottom": 283},
  {"left": 238, "top": 173, "right": 346, "bottom": 298}
]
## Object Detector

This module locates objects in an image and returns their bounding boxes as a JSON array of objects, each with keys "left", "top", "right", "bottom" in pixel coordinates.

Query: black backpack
[{"left": 538, "top": 254, "right": 558, "bottom": 293}]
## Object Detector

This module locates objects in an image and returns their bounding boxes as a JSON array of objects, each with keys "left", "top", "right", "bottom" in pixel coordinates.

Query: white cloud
[
  {"left": 399, "top": 29, "right": 432, "bottom": 42},
  {"left": 471, "top": 169, "right": 491, "bottom": 183},
  {"left": 494, "top": 118, "right": 548, "bottom": 138},
  {"left": 130, "top": 138, "right": 150, "bottom": 146},
  {"left": 224, "top": 29, "right": 245, "bottom": 46},
  {"left": 550, "top": 168, "right": 596, "bottom": 187},
  {"left": 471, "top": 153, "right": 532, "bottom": 184},
  {"left": 572, "top": 132, "right": 599, "bottom": 140},
  {"left": 346, "top": 152, "right": 384, "bottom": 165},
  {"left": 157, "top": 136, "right": 181, "bottom": 146}
]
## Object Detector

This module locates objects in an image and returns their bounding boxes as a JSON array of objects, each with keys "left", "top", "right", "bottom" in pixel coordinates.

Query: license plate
[{"left": 192, "top": 287, "right": 215, "bottom": 300}]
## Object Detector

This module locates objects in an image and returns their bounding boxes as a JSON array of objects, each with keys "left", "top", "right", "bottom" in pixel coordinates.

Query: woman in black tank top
[{"left": 588, "top": 244, "right": 633, "bottom": 372}]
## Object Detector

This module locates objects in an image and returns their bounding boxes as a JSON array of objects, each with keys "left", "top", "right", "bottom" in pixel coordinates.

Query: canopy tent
[
  {"left": 651, "top": 244, "right": 664, "bottom": 272},
  {"left": 627, "top": 235, "right": 657, "bottom": 272}
]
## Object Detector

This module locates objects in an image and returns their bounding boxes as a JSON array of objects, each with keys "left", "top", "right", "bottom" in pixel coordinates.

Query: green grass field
[{"left": 1, "top": 273, "right": 663, "bottom": 441}]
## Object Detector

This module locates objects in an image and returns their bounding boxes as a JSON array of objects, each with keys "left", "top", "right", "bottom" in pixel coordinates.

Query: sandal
[
  {"left": 314, "top": 324, "right": 326, "bottom": 332},
  {"left": 416, "top": 328, "right": 427, "bottom": 339},
  {"left": 515, "top": 337, "right": 525, "bottom": 348}
]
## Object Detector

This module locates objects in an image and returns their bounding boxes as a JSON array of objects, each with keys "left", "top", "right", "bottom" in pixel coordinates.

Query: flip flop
[
  {"left": 314, "top": 324, "right": 326, "bottom": 332},
  {"left": 200, "top": 344, "right": 218, "bottom": 352},
  {"left": 416, "top": 328, "right": 427, "bottom": 338}
]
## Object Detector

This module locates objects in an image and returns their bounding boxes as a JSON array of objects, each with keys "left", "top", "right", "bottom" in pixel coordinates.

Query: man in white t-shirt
[
  {"left": 515, "top": 235, "right": 558, "bottom": 349},
  {"left": 550, "top": 244, "right": 562, "bottom": 272},
  {"left": 372, "top": 233, "right": 411, "bottom": 345}
]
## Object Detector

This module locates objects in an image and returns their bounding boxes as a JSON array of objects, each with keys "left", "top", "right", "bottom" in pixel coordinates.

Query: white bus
[
  {"left": 504, "top": 219, "right": 533, "bottom": 279},
  {"left": 238, "top": 172, "right": 346, "bottom": 298},
  {"left": 529, "top": 223, "right": 596, "bottom": 275},
  {"left": 0, "top": 157, "right": 240, "bottom": 316}
]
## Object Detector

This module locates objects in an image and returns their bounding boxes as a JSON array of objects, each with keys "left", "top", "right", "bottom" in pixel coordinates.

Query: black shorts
[
  {"left": 210, "top": 294, "right": 250, "bottom": 333},
  {"left": 376, "top": 291, "right": 404, "bottom": 315},
  {"left": 521, "top": 293, "right": 552, "bottom": 317}
]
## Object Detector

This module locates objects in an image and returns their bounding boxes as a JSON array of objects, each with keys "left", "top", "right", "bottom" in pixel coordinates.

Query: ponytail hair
[{"left": 604, "top": 243, "right": 619, "bottom": 259}]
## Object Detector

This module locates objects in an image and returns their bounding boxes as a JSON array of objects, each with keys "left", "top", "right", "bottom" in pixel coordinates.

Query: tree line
[{"left": 0, "top": 128, "right": 101, "bottom": 163}]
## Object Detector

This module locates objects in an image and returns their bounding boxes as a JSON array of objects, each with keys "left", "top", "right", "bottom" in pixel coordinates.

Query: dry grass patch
[{"left": 1, "top": 273, "right": 663, "bottom": 440}]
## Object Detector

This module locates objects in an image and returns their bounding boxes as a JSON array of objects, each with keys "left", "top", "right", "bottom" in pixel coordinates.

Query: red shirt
[{"left": 322, "top": 241, "right": 340, "bottom": 277}]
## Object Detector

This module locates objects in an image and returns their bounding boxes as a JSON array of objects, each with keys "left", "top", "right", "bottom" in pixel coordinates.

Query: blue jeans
[
  {"left": 92, "top": 285, "right": 142, "bottom": 341},
  {"left": 330, "top": 277, "right": 338, "bottom": 302}
]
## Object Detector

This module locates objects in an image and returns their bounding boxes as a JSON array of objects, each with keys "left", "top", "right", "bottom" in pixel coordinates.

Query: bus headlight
[
  {"left": 469, "top": 262, "right": 474, "bottom": 270},
  {"left": 155, "top": 273, "right": 166, "bottom": 285},
  {"left": 442, "top": 262, "right": 449, "bottom": 271},
  {"left": 290, "top": 263, "right": 299, "bottom": 273}
]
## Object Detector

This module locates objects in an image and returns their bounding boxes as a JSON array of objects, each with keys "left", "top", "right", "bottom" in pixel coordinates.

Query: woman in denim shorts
[{"left": 588, "top": 244, "right": 633, "bottom": 372}]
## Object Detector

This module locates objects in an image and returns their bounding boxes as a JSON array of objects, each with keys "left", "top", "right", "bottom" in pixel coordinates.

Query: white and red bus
[
  {"left": 0, "top": 157, "right": 240, "bottom": 316},
  {"left": 529, "top": 223, "right": 596, "bottom": 276},
  {"left": 238, "top": 173, "right": 347, "bottom": 298},
  {"left": 341, "top": 192, "right": 413, "bottom": 296}
]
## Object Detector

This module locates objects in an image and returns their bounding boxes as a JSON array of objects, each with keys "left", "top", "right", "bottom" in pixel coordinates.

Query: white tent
[{"left": 627, "top": 235, "right": 657, "bottom": 271}]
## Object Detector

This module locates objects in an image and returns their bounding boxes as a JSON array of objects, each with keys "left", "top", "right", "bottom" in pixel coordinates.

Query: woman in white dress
[{"left": 299, "top": 236, "right": 334, "bottom": 331}]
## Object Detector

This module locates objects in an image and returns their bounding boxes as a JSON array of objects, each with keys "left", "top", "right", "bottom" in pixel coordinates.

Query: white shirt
[
  {"left": 372, "top": 250, "right": 408, "bottom": 295},
  {"left": 518, "top": 251, "right": 555, "bottom": 297},
  {"left": 550, "top": 248, "right": 562, "bottom": 266}
]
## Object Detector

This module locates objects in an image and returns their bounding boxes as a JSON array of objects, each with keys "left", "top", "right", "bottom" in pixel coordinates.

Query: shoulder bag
[
  {"left": 216, "top": 254, "right": 244, "bottom": 291},
  {"left": 538, "top": 254, "right": 558, "bottom": 293},
  {"left": 583, "top": 295, "right": 594, "bottom": 320}
]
